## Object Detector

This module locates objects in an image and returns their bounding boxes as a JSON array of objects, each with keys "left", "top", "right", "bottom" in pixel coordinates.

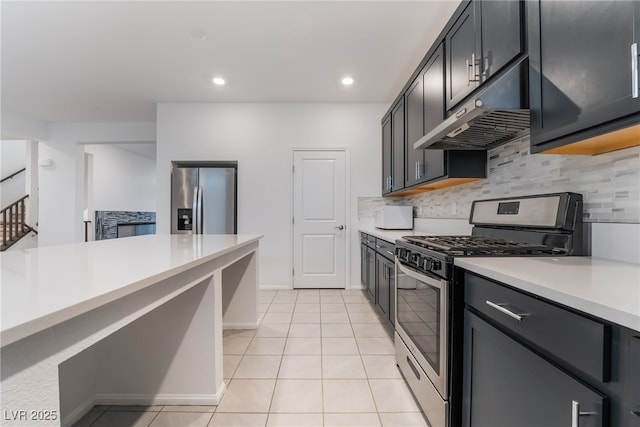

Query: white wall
[
  {"left": 39, "top": 122, "right": 156, "bottom": 246},
  {"left": 84, "top": 144, "right": 156, "bottom": 212},
  {"left": 157, "top": 103, "right": 385, "bottom": 288}
]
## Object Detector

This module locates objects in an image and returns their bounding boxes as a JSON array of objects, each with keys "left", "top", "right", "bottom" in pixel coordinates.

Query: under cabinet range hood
[{"left": 415, "top": 57, "right": 530, "bottom": 151}]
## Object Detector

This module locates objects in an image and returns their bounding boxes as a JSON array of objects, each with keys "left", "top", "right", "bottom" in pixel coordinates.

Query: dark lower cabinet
[
  {"left": 365, "top": 246, "right": 375, "bottom": 303},
  {"left": 360, "top": 233, "right": 376, "bottom": 303},
  {"left": 463, "top": 310, "right": 607, "bottom": 427},
  {"left": 375, "top": 253, "right": 395, "bottom": 326},
  {"left": 359, "top": 233, "right": 395, "bottom": 327},
  {"left": 462, "top": 271, "right": 638, "bottom": 427},
  {"left": 528, "top": 0, "right": 640, "bottom": 153}
]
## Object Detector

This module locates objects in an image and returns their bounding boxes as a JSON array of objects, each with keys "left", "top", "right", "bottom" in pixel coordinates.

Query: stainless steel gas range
[{"left": 393, "top": 192, "right": 585, "bottom": 427}]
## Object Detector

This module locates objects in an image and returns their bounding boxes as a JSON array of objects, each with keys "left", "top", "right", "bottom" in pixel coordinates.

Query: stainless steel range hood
[{"left": 415, "top": 57, "right": 530, "bottom": 151}]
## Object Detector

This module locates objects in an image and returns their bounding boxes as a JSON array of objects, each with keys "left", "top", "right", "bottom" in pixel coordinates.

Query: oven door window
[{"left": 397, "top": 269, "right": 441, "bottom": 375}]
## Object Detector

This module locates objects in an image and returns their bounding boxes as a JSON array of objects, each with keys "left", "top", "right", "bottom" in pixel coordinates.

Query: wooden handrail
[{"left": 0, "top": 168, "right": 26, "bottom": 184}]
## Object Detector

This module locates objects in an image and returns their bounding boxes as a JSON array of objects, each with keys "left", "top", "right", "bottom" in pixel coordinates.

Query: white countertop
[
  {"left": 455, "top": 257, "right": 640, "bottom": 332},
  {"left": 0, "top": 234, "right": 262, "bottom": 346}
]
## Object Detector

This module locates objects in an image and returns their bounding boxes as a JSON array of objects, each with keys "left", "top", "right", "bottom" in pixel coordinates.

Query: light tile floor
[{"left": 73, "top": 289, "right": 429, "bottom": 427}]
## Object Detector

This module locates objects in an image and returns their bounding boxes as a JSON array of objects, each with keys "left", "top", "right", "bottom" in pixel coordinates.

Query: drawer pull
[
  {"left": 571, "top": 400, "right": 598, "bottom": 427},
  {"left": 632, "top": 411, "right": 640, "bottom": 418},
  {"left": 386, "top": 250, "right": 394, "bottom": 256},
  {"left": 486, "top": 300, "right": 524, "bottom": 322},
  {"left": 406, "top": 356, "right": 421, "bottom": 381}
]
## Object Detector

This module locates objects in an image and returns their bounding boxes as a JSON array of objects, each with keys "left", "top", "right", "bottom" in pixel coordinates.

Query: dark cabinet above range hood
[{"left": 415, "top": 57, "right": 530, "bottom": 151}]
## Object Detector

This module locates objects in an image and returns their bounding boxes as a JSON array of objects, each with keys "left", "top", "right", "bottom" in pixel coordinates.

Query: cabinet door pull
[
  {"left": 631, "top": 411, "right": 640, "bottom": 418},
  {"left": 632, "top": 43, "right": 638, "bottom": 98},
  {"left": 485, "top": 300, "right": 524, "bottom": 322},
  {"left": 571, "top": 400, "right": 598, "bottom": 427},
  {"left": 386, "top": 250, "right": 394, "bottom": 256},
  {"left": 470, "top": 53, "right": 480, "bottom": 82},
  {"left": 406, "top": 356, "right": 421, "bottom": 380},
  {"left": 466, "top": 58, "right": 471, "bottom": 86}
]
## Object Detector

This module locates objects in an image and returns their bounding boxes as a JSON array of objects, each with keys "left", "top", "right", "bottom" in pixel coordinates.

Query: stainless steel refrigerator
[{"left": 171, "top": 161, "right": 237, "bottom": 234}]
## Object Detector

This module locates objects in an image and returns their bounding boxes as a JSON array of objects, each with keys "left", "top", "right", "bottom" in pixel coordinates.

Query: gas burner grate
[{"left": 402, "top": 235, "right": 565, "bottom": 256}]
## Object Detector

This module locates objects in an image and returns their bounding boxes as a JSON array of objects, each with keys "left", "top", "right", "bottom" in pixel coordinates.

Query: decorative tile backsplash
[
  {"left": 359, "top": 135, "right": 640, "bottom": 223},
  {"left": 95, "top": 211, "right": 156, "bottom": 240}
]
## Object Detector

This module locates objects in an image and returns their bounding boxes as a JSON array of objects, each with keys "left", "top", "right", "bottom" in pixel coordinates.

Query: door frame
[{"left": 289, "top": 147, "right": 351, "bottom": 290}]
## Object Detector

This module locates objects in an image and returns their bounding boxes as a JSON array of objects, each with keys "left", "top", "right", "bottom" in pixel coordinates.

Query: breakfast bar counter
[{"left": 0, "top": 234, "right": 262, "bottom": 426}]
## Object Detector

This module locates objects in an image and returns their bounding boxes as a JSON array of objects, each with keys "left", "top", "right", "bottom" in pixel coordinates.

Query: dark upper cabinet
[
  {"left": 528, "top": 0, "right": 640, "bottom": 154},
  {"left": 424, "top": 43, "right": 446, "bottom": 136},
  {"left": 391, "top": 98, "right": 405, "bottom": 192},
  {"left": 382, "top": 98, "right": 405, "bottom": 194},
  {"left": 446, "top": 0, "right": 525, "bottom": 112},
  {"left": 476, "top": 0, "right": 524, "bottom": 83},
  {"left": 381, "top": 115, "right": 392, "bottom": 195},
  {"left": 422, "top": 45, "right": 446, "bottom": 182},
  {"left": 406, "top": 44, "right": 446, "bottom": 188},
  {"left": 446, "top": 2, "right": 477, "bottom": 111},
  {"left": 405, "top": 72, "right": 424, "bottom": 188}
]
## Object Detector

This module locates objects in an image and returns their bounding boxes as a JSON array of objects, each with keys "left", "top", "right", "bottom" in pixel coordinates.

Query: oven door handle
[{"left": 396, "top": 258, "right": 448, "bottom": 290}]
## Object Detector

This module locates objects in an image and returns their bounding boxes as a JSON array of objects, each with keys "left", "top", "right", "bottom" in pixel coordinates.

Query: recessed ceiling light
[
  {"left": 212, "top": 77, "right": 226, "bottom": 86},
  {"left": 341, "top": 76, "right": 354, "bottom": 86}
]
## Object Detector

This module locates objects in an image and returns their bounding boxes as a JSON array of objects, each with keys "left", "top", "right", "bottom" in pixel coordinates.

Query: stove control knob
[
  {"left": 432, "top": 260, "right": 442, "bottom": 271},
  {"left": 421, "top": 258, "right": 430, "bottom": 271},
  {"left": 411, "top": 253, "right": 421, "bottom": 266}
]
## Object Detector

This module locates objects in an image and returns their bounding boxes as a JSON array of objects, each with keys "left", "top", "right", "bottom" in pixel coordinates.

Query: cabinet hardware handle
[
  {"left": 467, "top": 54, "right": 480, "bottom": 84},
  {"left": 571, "top": 400, "right": 598, "bottom": 427},
  {"left": 389, "top": 176, "right": 393, "bottom": 189},
  {"left": 632, "top": 43, "right": 638, "bottom": 99},
  {"left": 472, "top": 52, "right": 480, "bottom": 82},
  {"left": 386, "top": 250, "right": 394, "bottom": 256},
  {"left": 631, "top": 411, "right": 640, "bottom": 418},
  {"left": 415, "top": 161, "right": 419, "bottom": 180},
  {"left": 485, "top": 300, "right": 524, "bottom": 322},
  {"left": 406, "top": 356, "right": 421, "bottom": 380},
  {"left": 375, "top": 244, "right": 381, "bottom": 248}
]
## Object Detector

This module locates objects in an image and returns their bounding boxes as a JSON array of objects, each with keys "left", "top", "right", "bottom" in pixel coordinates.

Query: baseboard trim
[
  {"left": 61, "top": 397, "right": 96, "bottom": 427},
  {"left": 223, "top": 321, "right": 258, "bottom": 329},
  {"left": 62, "top": 384, "right": 226, "bottom": 427},
  {"left": 93, "top": 391, "right": 222, "bottom": 406},
  {"left": 259, "top": 284, "right": 291, "bottom": 290}
]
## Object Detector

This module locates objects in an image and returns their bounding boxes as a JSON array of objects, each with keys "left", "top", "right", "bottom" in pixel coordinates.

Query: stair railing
[
  {"left": 1, "top": 195, "right": 36, "bottom": 251},
  {"left": 0, "top": 167, "right": 26, "bottom": 184}
]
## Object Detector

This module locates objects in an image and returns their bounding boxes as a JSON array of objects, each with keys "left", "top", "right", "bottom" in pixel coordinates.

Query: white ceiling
[{"left": 1, "top": 1, "right": 461, "bottom": 124}]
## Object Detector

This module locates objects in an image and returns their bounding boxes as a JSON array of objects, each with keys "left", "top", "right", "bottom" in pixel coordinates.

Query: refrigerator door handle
[
  {"left": 198, "top": 185, "right": 204, "bottom": 234},
  {"left": 192, "top": 186, "right": 199, "bottom": 234}
]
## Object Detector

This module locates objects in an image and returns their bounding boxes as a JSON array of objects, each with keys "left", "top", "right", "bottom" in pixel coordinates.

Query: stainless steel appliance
[
  {"left": 394, "top": 192, "right": 584, "bottom": 427},
  {"left": 171, "top": 161, "right": 237, "bottom": 234},
  {"left": 414, "top": 57, "right": 530, "bottom": 151}
]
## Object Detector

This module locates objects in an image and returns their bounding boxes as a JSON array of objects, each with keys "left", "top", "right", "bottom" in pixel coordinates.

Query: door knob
[{"left": 335, "top": 225, "right": 345, "bottom": 230}]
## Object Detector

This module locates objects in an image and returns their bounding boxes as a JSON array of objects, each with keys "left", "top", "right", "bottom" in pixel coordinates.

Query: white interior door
[{"left": 292, "top": 150, "right": 347, "bottom": 289}]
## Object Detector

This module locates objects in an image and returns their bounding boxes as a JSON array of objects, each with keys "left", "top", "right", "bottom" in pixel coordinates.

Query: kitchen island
[{"left": 0, "top": 234, "right": 262, "bottom": 427}]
